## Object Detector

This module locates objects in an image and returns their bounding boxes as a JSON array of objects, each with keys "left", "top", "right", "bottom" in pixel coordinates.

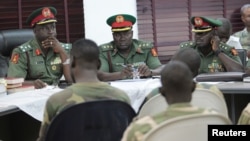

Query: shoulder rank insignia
[
  {"left": 231, "top": 48, "right": 238, "bottom": 56},
  {"left": 151, "top": 47, "right": 158, "bottom": 57},
  {"left": 11, "top": 53, "right": 19, "bottom": 64}
]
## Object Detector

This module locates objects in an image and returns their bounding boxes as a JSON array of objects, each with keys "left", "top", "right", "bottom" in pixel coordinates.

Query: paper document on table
[
  {"left": 0, "top": 86, "right": 63, "bottom": 121},
  {"left": 226, "top": 36, "right": 242, "bottom": 49}
]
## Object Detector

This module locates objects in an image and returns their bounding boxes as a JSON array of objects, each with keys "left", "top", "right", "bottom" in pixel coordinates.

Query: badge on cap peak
[
  {"left": 42, "top": 7, "right": 52, "bottom": 18},
  {"left": 116, "top": 15, "right": 124, "bottom": 23},
  {"left": 194, "top": 17, "right": 203, "bottom": 27}
]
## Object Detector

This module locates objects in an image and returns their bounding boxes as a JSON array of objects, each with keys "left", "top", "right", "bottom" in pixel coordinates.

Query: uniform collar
[
  {"left": 168, "top": 102, "right": 192, "bottom": 109},
  {"left": 242, "top": 28, "right": 250, "bottom": 35},
  {"left": 32, "top": 38, "right": 54, "bottom": 56},
  {"left": 111, "top": 40, "right": 145, "bottom": 56}
]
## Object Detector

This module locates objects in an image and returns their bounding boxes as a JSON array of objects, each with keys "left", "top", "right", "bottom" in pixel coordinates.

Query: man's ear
[
  {"left": 97, "top": 59, "right": 101, "bottom": 70},
  {"left": 71, "top": 56, "right": 76, "bottom": 68},
  {"left": 241, "top": 15, "right": 245, "bottom": 22},
  {"left": 191, "top": 81, "right": 196, "bottom": 92},
  {"left": 33, "top": 28, "right": 36, "bottom": 34},
  {"left": 159, "top": 87, "right": 165, "bottom": 97}
]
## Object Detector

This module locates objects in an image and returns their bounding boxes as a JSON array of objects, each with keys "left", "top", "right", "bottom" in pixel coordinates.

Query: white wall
[{"left": 83, "top": 0, "right": 138, "bottom": 45}]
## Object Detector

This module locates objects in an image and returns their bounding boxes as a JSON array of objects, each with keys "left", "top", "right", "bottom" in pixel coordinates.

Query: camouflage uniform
[
  {"left": 7, "top": 38, "right": 71, "bottom": 85},
  {"left": 121, "top": 103, "right": 216, "bottom": 141},
  {"left": 237, "top": 102, "right": 250, "bottom": 125},
  {"left": 233, "top": 28, "right": 250, "bottom": 67},
  {"left": 37, "top": 82, "right": 131, "bottom": 141},
  {"left": 233, "top": 28, "right": 250, "bottom": 50},
  {"left": 143, "top": 83, "right": 224, "bottom": 108},
  {"left": 180, "top": 41, "right": 242, "bottom": 73},
  {"left": 99, "top": 39, "right": 162, "bottom": 73}
]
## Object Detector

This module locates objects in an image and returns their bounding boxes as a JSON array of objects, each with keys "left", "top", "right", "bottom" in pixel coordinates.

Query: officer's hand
[
  {"left": 41, "top": 37, "right": 63, "bottom": 53},
  {"left": 120, "top": 64, "right": 133, "bottom": 79},
  {"left": 33, "top": 79, "right": 47, "bottom": 89},
  {"left": 211, "top": 35, "right": 220, "bottom": 51},
  {"left": 138, "top": 64, "right": 151, "bottom": 77}
]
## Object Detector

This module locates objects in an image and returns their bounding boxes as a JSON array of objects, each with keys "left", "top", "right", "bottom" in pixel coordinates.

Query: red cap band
[
  {"left": 31, "top": 14, "right": 55, "bottom": 26},
  {"left": 111, "top": 21, "right": 132, "bottom": 28}
]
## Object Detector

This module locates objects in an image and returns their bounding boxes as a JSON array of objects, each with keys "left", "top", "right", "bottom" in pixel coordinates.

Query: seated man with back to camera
[
  {"left": 180, "top": 16, "right": 243, "bottom": 73},
  {"left": 36, "top": 38, "right": 131, "bottom": 141},
  {"left": 121, "top": 60, "right": 219, "bottom": 141},
  {"left": 7, "top": 7, "right": 72, "bottom": 89},
  {"left": 98, "top": 14, "right": 164, "bottom": 81},
  {"left": 141, "top": 48, "right": 224, "bottom": 109}
]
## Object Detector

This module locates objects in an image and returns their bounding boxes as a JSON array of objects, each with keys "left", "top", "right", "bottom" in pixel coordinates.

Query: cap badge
[
  {"left": 42, "top": 7, "right": 52, "bottom": 18},
  {"left": 194, "top": 17, "right": 203, "bottom": 26},
  {"left": 116, "top": 15, "right": 124, "bottom": 23}
]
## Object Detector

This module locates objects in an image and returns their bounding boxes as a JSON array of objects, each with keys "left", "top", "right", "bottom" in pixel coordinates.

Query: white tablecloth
[{"left": 0, "top": 78, "right": 161, "bottom": 121}]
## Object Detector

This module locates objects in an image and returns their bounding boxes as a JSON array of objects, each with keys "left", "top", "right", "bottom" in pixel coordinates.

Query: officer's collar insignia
[
  {"left": 11, "top": 54, "right": 19, "bottom": 64},
  {"left": 42, "top": 7, "right": 52, "bottom": 18},
  {"left": 194, "top": 17, "right": 203, "bottom": 27},
  {"left": 151, "top": 48, "right": 158, "bottom": 57},
  {"left": 35, "top": 49, "right": 41, "bottom": 55},
  {"left": 116, "top": 15, "right": 124, "bottom": 23}
]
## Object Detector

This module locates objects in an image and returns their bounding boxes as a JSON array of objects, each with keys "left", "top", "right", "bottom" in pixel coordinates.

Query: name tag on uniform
[{"left": 36, "top": 61, "right": 44, "bottom": 64}]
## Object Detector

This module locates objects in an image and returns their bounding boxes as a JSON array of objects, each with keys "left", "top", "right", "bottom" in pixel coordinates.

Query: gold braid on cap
[{"left": 192, "top": 28, "right": 212, "bottom": 33}]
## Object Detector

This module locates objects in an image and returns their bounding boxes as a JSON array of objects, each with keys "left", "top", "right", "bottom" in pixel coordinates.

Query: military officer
[
  {"left": 98, "top": 14, "right": 163, "bottom": 81},
  {"left": 232, "top": 4, "right": 250, "bottom": 68},
  {"left": 233, "top": 4, "right": 250, "bottom": 62},
  {"left": 180, "top": 16, "right": 243, "bottom": 73},
  {"left": 7, "top": 6, "right": 72, "bottom": 89}
]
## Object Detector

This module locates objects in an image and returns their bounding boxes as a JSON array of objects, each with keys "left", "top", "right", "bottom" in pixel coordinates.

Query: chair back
[
  {"left": 44, "top": 100, "right": 136, "bottom": 141},
  {"left": 0, "top": 29, "right": 34, "bottom": 57},
  {"left": 138, "top": 88, "right": 228, "bottom": 118},
  {"left": 138, "top": 94, "right": 166, "bottom": 118},
  {"left": 144, "top": 113, "right": 232, "bottom": 141},
  {"left": 236, "top": 49, "right": 247, "bottom": 67},
  {"left": 191, "top": 88, "right": 228, "bottom": 117},
  {"left": 0, "top": 29, "right": 34, "bottom": 77}
]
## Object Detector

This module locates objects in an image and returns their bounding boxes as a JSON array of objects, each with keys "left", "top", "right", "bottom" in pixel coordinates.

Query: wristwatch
[{"left": 215, "top": 49, "right": 223, "bottom": 56}]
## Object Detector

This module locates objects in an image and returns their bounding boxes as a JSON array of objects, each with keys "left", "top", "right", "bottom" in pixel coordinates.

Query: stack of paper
[{"left": 4, "top": 77, "right": 35, "bottom": 94}]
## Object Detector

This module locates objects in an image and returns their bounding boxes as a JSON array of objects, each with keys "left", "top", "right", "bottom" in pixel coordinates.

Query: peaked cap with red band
[
  {"left": 190, "top": 16, "right": 222, "bottom": 33},
  {"left": 27, "top": 7, "right": 57, "bottom": 27},
  {"left": 106, "top": 14, "right": 136, "bottom": 32}
]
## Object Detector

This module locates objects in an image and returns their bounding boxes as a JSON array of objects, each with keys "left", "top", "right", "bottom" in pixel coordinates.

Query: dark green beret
[{"left": 27, "top": 6, "right": 57, "bottom": 27}]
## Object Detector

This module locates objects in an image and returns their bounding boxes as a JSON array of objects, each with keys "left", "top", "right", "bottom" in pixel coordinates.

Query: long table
[
  {"left": 0, "top": 78, "right": 161, "bottom": 141},
  {"left": 0, "top": 79, "right": 249, "bottom": 141}
]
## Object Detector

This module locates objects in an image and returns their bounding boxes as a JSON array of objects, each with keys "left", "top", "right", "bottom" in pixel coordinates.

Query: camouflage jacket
[
  {"left": 121, "top": 103, "right": 216, "bottom": 141},
  {"left": 233, "top": 28, "right": 250, "bottom": 50},
  {"left": 237, "top": 102, "right": 250, "bottom": 125},
  {"left": 37, "top": 82, "right": 131, "bottom": 141}
]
